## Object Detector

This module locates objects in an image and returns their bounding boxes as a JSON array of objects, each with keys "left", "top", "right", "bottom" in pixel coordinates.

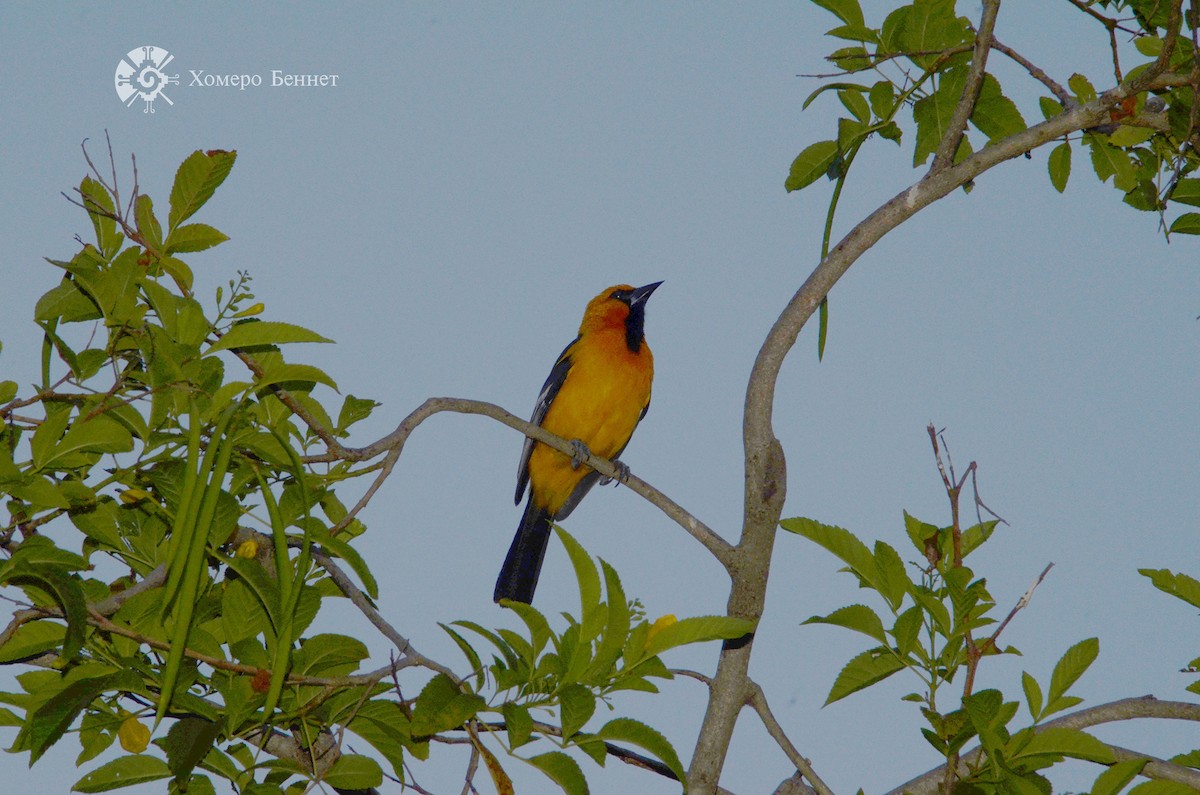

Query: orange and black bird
[{"left": 494, "top": 282, "right": 662, "bottom": 604}]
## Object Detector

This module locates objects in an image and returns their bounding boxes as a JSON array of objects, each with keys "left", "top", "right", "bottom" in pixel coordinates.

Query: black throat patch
[{"left": 624, "top": 301, "right": 646, "bottom": 353}]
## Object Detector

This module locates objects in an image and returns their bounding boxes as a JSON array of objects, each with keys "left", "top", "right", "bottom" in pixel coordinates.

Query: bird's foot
[
  {"left": 599, "top": 460, "right": 631, "bottom": 486},
  {"left": 569, "top": 439, "right": 591, "bottom": 470}
]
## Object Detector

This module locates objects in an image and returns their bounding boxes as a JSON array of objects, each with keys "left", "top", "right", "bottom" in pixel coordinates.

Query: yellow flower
[
  {"left": 235, "top": 539, "right": 259, "bottom": 559},
  {"left": 645, "top": 614, "right": 677, "bottom": 646},
  {"left": 118, "top": 715, "right": 150, "bottom": 753}
]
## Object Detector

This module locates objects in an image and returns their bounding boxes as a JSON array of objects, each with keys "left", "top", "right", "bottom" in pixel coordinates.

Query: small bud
[{"left": 233, "top": 302, "right": 265, "bottom": 318}]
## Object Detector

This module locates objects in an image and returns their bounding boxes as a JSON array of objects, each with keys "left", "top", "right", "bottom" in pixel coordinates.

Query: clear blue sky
[{"left": 2, "top": 2, "right": 1197, "bottom": 793}]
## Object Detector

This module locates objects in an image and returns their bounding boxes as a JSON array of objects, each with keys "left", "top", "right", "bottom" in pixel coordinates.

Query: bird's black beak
[{"left": 630, "top": 281, "right": 663, "bottom": 306}]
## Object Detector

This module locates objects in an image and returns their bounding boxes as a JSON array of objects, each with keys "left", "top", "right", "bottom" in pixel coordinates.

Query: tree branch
[
  {"left": 888, "top": 697, "right": 1200, "bottom": 795},
  {"left": 931, "top": 0, "right": 1002, "bottom": 173},
  {"left": 746, "top": 680, "right": 835, "bottom": 795},
  {"left": 310, "top": 546, "right": 460, "bottom": 681},
  {"left": 688, "top": 34, "right": 1191, "bottom": 794},
  {"left": 329, "top": 397, "right": 736, "bottom": 567}
]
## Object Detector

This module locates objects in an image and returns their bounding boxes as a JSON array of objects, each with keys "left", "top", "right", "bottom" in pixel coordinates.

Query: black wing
[{"left": 514, "top": 336, "right": 578, "bottom": 504}]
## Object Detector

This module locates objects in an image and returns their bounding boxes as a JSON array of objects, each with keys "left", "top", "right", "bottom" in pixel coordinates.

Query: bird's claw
[
  {"left": 600, "top": 460, "right": 631, "bottom": 486},
  {"left": 569, "top": 439, "right": 590, "bottom": 470}
]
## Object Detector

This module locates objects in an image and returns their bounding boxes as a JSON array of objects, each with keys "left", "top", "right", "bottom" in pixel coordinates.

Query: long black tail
[{"left": 494, "top": 499, "right": 553, "bottom": 604}]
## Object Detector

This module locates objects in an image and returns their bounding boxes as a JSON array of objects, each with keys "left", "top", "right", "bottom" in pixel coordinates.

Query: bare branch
[
  {"left": 311, "top": 546, "right": 460, "bottom": 681},
  {"left": 981, "top": 562, "right": 1054, "bottom": 654},
  {"left": 991, "top": 37, "right": 1073, "bottom": 109},
  {"left": 745, "top": 680, "right": 835, "bottom": 795},
  {"left": 331, "top": 397, "right": 736, "bottom": 567}
]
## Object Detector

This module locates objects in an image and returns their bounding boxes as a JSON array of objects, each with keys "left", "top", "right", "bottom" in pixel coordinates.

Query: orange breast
[{"left": 528, "top": 325, "right": 653, "bottom": 515}]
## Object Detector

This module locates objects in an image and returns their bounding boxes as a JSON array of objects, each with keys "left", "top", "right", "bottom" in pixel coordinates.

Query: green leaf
[
  {"left": 1088, "top": 135, "right": 1137, "bottom": 191},
  {"left": 35, "top": 280, "right": 102, "bottom": 324},
  {"left": 811, "top": 0, "right": 865, "bottom": 27},
  {"left": 169, "top": 149, "right": 238, "bottom": 231},
  {"left": 79, "top": 177, "right": 122, "bottom": 258},
  {"left": 0, "top": 620, "right": 67, "bottom": 663},
  {"left": 559, "top": 684, "right": 596, "bottom": 740},
  {"left": 1168, "top": 213, "right": 1200, "bottom": 236},
  {"left": 839, "top": 89, "right": 872, "bottom": 124},
  {"left": 504, "top": 601, "right": 553, "bottom": 662},
  {"left": 322, "top": 754, "right": 384, "bottom": 790},
  {"left": 165, "top": 223, "right": 229, "bottom": 255},
  {"left": 163, "top": 717, "right": 221, "bottom": 783},
  {"left": 502, "top": 701, "right": 533, "bottom": 748},
  {"left": 781, "top": 516, "right": 879, "bottom": 591},
  {"left": 336, "top": 394, "right": 380, "bottom": 433},
  {"left": 556, "top": 528, "right": 604, "bottom": 643},
  {"left": 292, "top": 633, "right": 370, "bottom": 677},
  {"left": 6, "top": 568, "right": 88, "bottom": 660},
  {"left": 1092, "top": 758, "right": 1150, "bottom": 795},
  {"left": 440, "top": 623, "right": 484, "bottom": 688},
  {"left": 913, "top": 67, "right": 966, "bottom": 166},
  {"left": 1021, "top": 670, "right": 1043, "bottom": 720},
  {"left": 1109, "top": 125, "right": 1155, "bottom": 147},
  {"left": 527, "top": 751, "right": 588, "bottom": 795},
  {"left": 825, "top": 648, "right": 906, "bottom": 705},
  {"left": 1139, "top": 568, "right": 1200, "bottom": 608},
  {"left": 1048, "top": 142, "right": 1071, "bottom": 193},
  {"left": 1039, "top": 96, "right": 1063, "bottom": 121},
  {"left": 587, "top": 560, "right": 630, "bottom": 678},
  {"left": 37, "top": 414, "right": 134, "bottom": 471},
  {"left": 410, "top": 674, "right": 484, "bottom": 736},
  {"left": 785, "top": 140, "right": 838, "bottom": 192},
  {"left": 971, "top": 74, "right": 1027, "bottom": 142},
  {"left": 1068, "top": 73, "right": 1097, "bottom": 104},
  {"left": 15, "top": 671, "right": 124, "bottom": 763},
  {"left": 206, "top": 320, "right": 334, "bottom": 353},
  {"left": 642, "top": 615, "right": 756, "bottom": 656},
  {"left": 1169, "top": 178, "right": 1200, "bottom": 207},
  {"left": 892, "top": 606, "right": 923, "bottom": 656},
  {"left": 803, "top": 604, "right": 886, "bottom": 644},
  {"left": 1046, "top": 637, "right": 1099, "bottom": 710},
  {"left": 134, "top": 195, "right": 163, "bottom": 251},
  {"left": 598, "top": 717, "right": 686, "bottom": 784},
  {"left": 73, "top": 754, "right": 173, "bottom": 792},
  {"left": 254, "top": 361, "right": 339, "bottom": 392},
  {"left": 873, "top": 540, "right": 908, "bottom": 611},
  {"left": 1016, "top": 727, "right": 1114, "bottom": 764}
]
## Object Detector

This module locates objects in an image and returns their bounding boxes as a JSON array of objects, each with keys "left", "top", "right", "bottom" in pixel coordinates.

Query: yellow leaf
[
  {"left": 646, "top": 614, "right": 678, "bottom": 646},
  {"left": 119, "top": 488, "right": 150, "bottom": 505},
  {"left": 118, "top": 715, "right": 150, "bottom": 753}
]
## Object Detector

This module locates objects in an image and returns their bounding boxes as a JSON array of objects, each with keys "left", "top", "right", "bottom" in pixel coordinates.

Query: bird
[{"left": 494, "top": 281, "right": 662, "bottom": 604}]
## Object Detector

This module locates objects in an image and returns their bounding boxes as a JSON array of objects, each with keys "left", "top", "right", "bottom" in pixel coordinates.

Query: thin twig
[
  {"left": 745, "top": 680, "right": 835, "bottom": 795},
  {"left": 990, "top": 37, "right": 1073, "bottom": 108},
  {"left": 980, "top": 562, "right": 1053, "bottom": 654},
  {"left": 310, "top": 546, "right": 460, "bottom": 681}
]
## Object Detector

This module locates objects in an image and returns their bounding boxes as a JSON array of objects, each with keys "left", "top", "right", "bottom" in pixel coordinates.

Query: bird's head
[{"left": 580, "top": 281, "right": 663, "bottom": 353}]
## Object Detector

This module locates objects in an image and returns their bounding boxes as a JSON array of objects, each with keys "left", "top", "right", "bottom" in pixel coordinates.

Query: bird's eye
[{"left": 610, "top": 289, "right": 630, "bottom": 302}]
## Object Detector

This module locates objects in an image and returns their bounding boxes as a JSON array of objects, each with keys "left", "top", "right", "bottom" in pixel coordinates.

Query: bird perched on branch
[{"left": 494, "top": 282, "right": 662, "bottom": 604}]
